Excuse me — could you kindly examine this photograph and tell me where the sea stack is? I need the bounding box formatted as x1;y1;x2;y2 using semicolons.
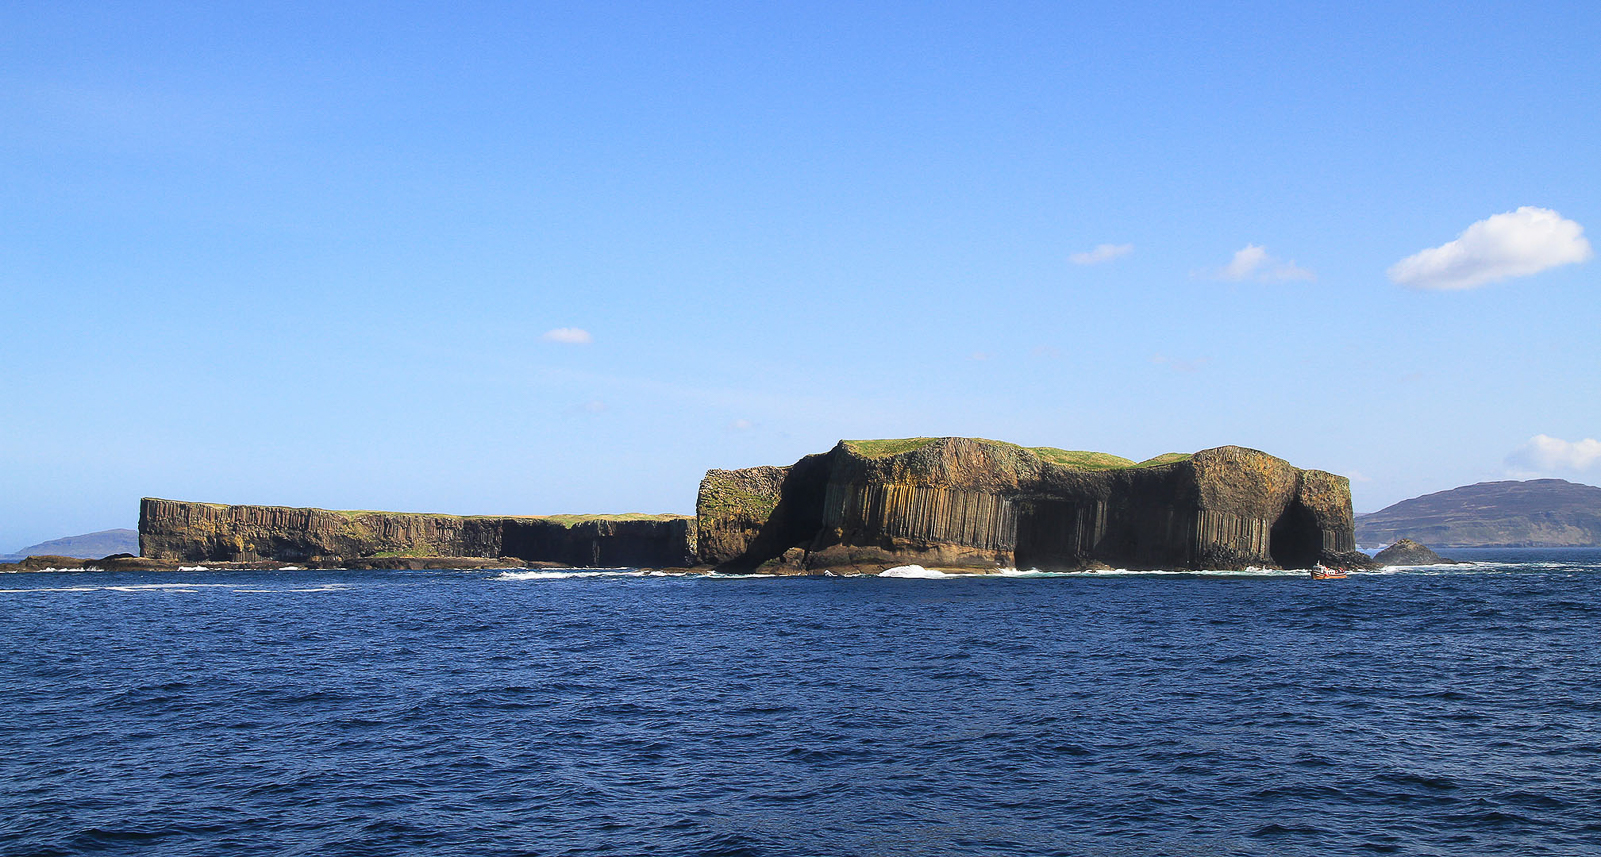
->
697;438;1374;573
1372;538;1455;566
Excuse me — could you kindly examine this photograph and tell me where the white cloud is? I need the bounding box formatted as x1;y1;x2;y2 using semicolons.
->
1389;207;1592;290
1070;243;1133;265
1208;244;1315;282
1506;434;1601;476
580;399;608;413
728;419;755;431
541;327;592;344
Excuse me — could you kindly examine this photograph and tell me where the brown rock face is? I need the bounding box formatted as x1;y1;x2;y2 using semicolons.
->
138;498;696;567
695;453;829;569
696;438;1372;572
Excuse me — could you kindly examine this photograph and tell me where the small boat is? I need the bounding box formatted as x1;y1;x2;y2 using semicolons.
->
1309;564;1348;580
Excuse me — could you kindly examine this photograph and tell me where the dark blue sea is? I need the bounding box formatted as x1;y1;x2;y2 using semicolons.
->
4;550;1600;856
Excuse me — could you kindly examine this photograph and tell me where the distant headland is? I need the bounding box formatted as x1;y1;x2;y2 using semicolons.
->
1357;478;1601;548
115;437;1374;574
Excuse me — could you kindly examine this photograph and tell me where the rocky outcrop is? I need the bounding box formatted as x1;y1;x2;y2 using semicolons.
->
1356;478;1601;547
1372;538;1456;566
139;498;696;567
696;438;1372;573
696;454;830;568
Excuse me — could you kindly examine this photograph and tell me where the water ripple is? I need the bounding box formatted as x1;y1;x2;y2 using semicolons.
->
2;554;1600;855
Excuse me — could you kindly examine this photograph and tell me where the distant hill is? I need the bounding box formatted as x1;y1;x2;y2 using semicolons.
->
1;528;138;562
1356;479;1601;548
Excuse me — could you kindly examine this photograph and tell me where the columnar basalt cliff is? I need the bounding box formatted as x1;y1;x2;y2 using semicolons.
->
139;498;696;567
139;437;1366;573
696;438;1372;573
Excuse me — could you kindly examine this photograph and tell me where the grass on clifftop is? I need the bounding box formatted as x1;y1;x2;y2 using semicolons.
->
537;513;686;528
324;509;684;525
149;500;689;525
1134;452;1193;467
844;438;1190;471
1027;447;1136;470
843;438;940;457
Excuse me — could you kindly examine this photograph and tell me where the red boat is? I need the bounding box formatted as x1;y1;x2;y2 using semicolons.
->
1309;565;1348;580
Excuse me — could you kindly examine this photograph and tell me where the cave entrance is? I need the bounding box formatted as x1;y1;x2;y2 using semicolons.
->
1269;502;1321;569
1014;499;1092;571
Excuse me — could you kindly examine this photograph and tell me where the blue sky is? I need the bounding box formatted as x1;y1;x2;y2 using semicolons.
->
3;2;1598;550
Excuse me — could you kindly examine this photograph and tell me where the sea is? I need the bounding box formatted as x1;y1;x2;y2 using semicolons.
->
3;549;1598;856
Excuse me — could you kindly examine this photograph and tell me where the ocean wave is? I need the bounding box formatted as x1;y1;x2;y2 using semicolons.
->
0;582;355;594
493;569;704;582
876;565;1320;579
878;565;956;578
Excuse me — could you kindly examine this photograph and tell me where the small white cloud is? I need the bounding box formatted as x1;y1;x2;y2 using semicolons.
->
541;327;592;344
1389;207;1592;290
1506;434;1601;476
728;419;755;431
970;351;991;361
1070;243;1133;265
1207;244;1315;282
1151;353;1209;372
580;399;608;413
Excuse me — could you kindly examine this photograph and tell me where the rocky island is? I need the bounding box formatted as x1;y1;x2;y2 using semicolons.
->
698;438;1372;573
0;437;1372;574
1372;538;1457;566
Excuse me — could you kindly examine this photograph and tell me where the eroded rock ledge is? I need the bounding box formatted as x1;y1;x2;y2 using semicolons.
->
697;438;1375;573
138;499;696;568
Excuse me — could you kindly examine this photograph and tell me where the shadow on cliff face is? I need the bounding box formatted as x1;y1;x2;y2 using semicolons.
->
1270;502;1323;569
713;453;832;572
501;519;695;568
1013;498;1098;571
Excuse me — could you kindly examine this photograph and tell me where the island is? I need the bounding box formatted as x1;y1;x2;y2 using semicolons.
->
124;437;1373;574
1356;478;1601;547
698;438;1372;573
1371;538;1457;566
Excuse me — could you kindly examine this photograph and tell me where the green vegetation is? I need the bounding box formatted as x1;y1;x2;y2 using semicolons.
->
843;437;1192;471
313;508;682;525
698;483;782;521
843;437;939;457
536;513;686;528
1026;447;1137;470
1134;452;1192;468
155;500;686;526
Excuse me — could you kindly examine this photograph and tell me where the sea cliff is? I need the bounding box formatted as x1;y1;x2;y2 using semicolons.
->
138;498;696;567
697;438;1371;573
137;437;1368;573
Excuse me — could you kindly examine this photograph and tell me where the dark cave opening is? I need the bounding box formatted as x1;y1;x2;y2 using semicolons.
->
1270;502;1322;569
